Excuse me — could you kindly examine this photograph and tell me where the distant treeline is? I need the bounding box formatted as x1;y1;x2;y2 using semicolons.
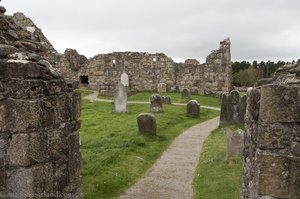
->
232;59;300;87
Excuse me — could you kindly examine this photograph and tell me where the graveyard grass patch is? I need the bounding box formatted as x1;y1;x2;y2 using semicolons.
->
80;96;219;199
193;127;243;199
97;91;221;107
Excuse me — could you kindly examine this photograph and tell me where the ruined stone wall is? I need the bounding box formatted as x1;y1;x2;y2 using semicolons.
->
242;64;300;199
0;6;82;197
57;40;232;96
11;10;232;96
176;38;232;95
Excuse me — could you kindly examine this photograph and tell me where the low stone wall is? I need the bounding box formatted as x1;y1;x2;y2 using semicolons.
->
242;84;300;199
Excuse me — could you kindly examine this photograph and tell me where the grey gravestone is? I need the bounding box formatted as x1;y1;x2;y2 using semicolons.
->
162;96;172;104
187;100;200;117
181;88;191;99
114;83;127;113
157;83;167;93
226;128;244;161
137;113;157;136
121;72;129;87
219;90;246;126
150;94;163;112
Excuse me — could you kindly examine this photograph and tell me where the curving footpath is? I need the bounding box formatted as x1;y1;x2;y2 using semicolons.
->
83;91;220;111
118;116;220;199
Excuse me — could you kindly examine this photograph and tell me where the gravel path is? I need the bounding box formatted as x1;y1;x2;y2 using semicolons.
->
118;116;220;199
83;91;220;111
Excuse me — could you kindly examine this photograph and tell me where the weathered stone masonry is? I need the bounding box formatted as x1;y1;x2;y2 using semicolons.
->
242;63;300;199
10;11;233;96
0;6;82;197
60;39;232;96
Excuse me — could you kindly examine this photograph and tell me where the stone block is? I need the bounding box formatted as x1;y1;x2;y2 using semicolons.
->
137;113;157;136
258;123;297;150
8;134;31;166
289;157;300;198
257;154;290;198
150;94;163;112
7;163;53;195
260;85;300;123
8;132;48;166
186;100;200;117
7;99;41;132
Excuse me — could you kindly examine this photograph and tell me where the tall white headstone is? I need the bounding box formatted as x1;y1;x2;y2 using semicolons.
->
121;72;129;87
114;83;128;113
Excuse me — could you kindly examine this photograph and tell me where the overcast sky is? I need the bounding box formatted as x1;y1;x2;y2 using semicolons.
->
3;0;300;62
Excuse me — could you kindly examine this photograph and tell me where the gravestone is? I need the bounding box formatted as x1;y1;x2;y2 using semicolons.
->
157;83;167;93
114;83;128;113
162;96;172;104
150;94;163;112
121;72;129;87
226;128;244;161
181;88;191;99
186;100;200;117
219;90;246;126
137;113;157;136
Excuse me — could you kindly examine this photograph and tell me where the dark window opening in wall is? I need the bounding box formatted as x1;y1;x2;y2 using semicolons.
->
80;76;89;84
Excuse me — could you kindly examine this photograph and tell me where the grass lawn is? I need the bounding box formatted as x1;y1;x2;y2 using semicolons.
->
193;126;243;199
97;91;221;107
79;93;219;199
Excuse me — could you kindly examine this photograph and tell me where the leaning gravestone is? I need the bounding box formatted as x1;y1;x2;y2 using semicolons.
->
157;83;167;93
114;83;128;113
186;100;200;117
137;113;157;136
226;128;244;161
121;72;129;87
181;88;191;99
150;94;163;112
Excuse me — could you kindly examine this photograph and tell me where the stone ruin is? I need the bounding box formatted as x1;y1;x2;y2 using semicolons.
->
0;6;82;197
219;90;246;127
242;63;300;199
8;11;233;96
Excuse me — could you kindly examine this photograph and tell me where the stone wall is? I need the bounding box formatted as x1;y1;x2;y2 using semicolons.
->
59;39;232;96
10;11;233;96
0;6;82;198
242;63;300;199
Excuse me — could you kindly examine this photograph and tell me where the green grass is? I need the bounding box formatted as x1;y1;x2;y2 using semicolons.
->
193;127;243;199
80;95;219;199
75;89;93;97
98;91;221;107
